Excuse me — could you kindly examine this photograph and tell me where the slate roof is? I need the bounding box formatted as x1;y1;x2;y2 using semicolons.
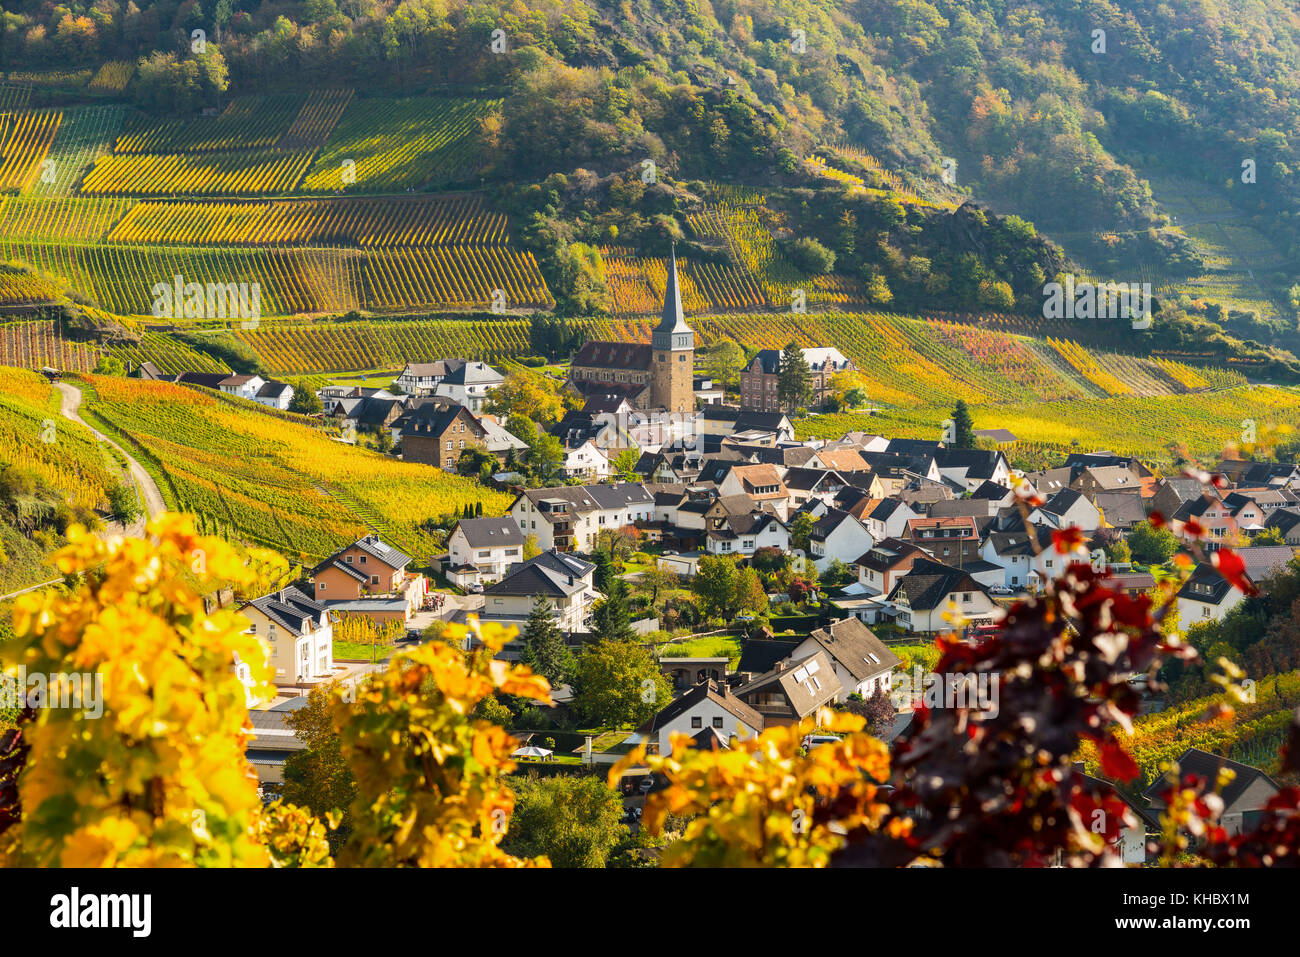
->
351;534;412;570
855;537;929;572
571;341;653;371
440;360;503;386
886;558;987;610
934;447;1004;480
733;649;842;718
485;549;596;598
738;639;801;675
803;617;900;682
1142;748;1280;811
454;517;525;549
634;679;764;736
243;585;331;638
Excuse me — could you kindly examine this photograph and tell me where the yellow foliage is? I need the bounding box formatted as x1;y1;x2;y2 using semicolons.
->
610;709;901;867
6;514;289;867
333;616;554;867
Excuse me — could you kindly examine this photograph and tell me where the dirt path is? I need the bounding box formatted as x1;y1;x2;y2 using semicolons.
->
54;381;166;535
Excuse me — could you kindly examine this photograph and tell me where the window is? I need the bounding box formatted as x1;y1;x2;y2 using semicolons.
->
345;555;353;563
712;717;724;729
371;576;380;585
360;556;366;564
690;717;702;729
318;582;326;591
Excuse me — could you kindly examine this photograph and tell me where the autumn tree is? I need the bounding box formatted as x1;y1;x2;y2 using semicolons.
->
573;640;671;728
501;775;628;867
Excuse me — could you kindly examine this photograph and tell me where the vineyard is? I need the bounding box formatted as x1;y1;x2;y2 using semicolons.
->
300;95;499;192
113;94;310;154
0;365;115;517
80;148;317;196
1078;671;1300;785
82;375;511;561
0;108;61;191
87;61;134;94
0;320;99;370
29;104;128;196
797;384;1300;463
233;316;609;374
106;194;509;247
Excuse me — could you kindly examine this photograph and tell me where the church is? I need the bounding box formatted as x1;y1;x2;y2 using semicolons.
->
567;246;696;413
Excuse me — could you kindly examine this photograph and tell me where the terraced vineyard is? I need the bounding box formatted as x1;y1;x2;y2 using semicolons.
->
107;194;509;247
300;95;500;192
113;94;308;154
0;195;133;241
0;108;61;191
80;148;317;196
0;320;100;370
798;385;1300;464
82;375;510;561
28;104;128;196
234;316;606;374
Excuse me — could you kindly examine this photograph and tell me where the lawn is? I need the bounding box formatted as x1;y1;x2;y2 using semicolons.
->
333;639;394;662
660;634;742;666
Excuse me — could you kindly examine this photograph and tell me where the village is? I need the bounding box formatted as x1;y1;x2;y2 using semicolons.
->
180;258;1297;864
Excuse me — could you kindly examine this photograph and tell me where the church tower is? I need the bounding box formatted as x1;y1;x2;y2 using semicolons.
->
650;245;695;413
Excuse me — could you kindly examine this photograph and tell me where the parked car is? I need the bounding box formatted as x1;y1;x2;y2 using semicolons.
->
637;776;655;794
801;734;842;751
467;582;484;594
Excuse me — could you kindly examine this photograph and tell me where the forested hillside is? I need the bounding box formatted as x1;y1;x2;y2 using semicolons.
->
2;0;1298;346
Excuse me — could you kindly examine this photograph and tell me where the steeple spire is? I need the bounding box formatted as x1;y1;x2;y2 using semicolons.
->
659;242;686;332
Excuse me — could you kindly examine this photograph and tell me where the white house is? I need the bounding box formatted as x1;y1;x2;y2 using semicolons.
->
433;360;505;413
395;359;464;396
809;507;874;572
885;558;998;633
860;497;919;541
446;517;527;587
625;679;764;756
509;483;654;552
1175;563;1249;625
793;617;901;702
253;380;294;410
562;439;612;480
238;586;334;688
478;549;600;634
935;448;1012;493
1029;488;1102;532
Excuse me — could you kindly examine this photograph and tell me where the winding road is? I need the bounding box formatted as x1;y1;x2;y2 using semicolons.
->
54;381;166;532
0;382;167;602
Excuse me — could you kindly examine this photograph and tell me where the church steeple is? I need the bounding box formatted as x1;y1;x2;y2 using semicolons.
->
651;244;693;351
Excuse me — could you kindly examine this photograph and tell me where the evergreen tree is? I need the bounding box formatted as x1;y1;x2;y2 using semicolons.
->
777;341;812;412
520;594;573;686
951;400;976;449
592;549;616;593
591;577;634;643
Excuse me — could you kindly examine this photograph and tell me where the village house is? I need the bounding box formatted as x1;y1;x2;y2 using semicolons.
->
792;617;901;701
238;586;334;688
395;359;466;396
809;507;875;572
172;371;295;410
934;448;1011;493
905;515;981;565
1029;488;1102;532
561;439;612;481
739;346;856;411
476;549;600;635
715;463;791;518
855;537;933;596
400;403;488;471
1143;749;1280;837
885;558;998;633
445;517;528;588
510;483;655;552
311;535;415;601
732;649;843;725
626;679;763;756
432;360;504;412
701;496;789;557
